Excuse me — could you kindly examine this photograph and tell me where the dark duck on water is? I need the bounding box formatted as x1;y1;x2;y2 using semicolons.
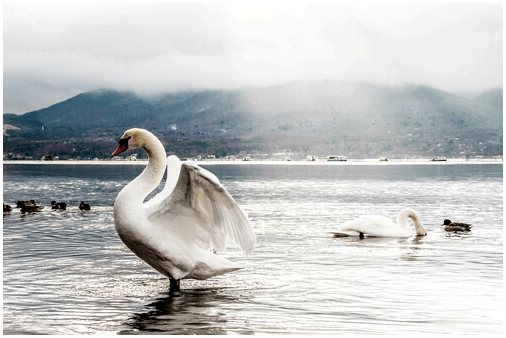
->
18;200;44;213
16;200;36;208
51;201;67;210
442;219;472;232
79;201;91;211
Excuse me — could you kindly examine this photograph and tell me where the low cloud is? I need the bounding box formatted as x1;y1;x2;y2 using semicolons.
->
3;1;502;113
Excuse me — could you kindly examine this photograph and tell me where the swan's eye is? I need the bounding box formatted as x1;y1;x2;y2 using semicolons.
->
118;136;131;147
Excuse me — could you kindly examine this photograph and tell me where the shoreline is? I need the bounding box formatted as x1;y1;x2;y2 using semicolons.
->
2;158;503;166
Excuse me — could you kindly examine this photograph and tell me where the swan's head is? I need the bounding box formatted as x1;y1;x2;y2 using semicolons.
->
111;128;149;157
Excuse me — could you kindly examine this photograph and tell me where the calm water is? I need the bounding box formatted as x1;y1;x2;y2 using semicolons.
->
2;162;503;334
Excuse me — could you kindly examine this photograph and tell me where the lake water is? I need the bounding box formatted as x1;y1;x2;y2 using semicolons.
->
2;162;503;334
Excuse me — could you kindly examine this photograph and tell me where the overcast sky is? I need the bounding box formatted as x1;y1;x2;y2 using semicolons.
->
3;0;503;114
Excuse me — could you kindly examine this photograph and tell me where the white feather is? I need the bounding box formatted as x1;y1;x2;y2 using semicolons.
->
113;129;256;281
335;208;427;238
146;155;256;255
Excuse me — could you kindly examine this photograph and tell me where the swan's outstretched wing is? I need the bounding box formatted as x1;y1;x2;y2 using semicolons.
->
145;155;256;255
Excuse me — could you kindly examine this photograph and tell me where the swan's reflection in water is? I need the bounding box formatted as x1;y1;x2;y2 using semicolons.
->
332;234;428;261
400;236;426;260
120;288;254;335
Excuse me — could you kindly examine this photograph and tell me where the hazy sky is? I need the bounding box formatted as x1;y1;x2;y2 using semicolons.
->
3;0;503;113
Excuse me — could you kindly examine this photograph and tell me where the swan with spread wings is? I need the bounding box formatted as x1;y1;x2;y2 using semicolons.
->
111;128;256;294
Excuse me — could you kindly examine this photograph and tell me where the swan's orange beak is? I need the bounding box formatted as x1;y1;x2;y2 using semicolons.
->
111;144;128;158
111;136;131;158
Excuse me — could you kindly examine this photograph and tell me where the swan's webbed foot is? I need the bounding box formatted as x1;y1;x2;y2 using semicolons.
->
169;278;181;297
359;232;365;239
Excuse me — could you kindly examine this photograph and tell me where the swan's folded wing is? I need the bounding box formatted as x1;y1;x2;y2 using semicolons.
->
145;155;256;255
338;215;400;237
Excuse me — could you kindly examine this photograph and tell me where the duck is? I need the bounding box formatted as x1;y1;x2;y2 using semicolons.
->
442;219;471;232
3;203;12;212
18;201;43;213
51;201;67;210
111;128;256;295
16;200;36;208
333;207;427;238
79;201;91;211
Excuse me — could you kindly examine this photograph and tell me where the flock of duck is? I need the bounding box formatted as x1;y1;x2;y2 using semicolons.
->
3;200;91;213
107;128;472;294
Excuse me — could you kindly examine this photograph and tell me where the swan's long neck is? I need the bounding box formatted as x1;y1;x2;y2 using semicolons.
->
116;132;167;207
397;208;427;236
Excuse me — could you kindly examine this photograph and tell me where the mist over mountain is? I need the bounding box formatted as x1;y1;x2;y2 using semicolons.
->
472;88;503;110
3;80;502;160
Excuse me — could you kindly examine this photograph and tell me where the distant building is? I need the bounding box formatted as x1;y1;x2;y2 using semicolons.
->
327;155;348;161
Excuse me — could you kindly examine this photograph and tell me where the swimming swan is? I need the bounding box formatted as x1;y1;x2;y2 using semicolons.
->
111;128;256;294
334;208;427;238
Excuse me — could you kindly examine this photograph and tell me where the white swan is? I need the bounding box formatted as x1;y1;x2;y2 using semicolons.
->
111;128;256;294
333;208;427;238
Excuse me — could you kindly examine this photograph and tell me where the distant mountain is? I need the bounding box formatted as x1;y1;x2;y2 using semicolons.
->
473;88;503;110
3;81;503;159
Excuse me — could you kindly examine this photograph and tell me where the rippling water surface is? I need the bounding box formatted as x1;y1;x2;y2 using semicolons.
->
2;162;503;334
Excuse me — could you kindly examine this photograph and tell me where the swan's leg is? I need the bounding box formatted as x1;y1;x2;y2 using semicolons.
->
359;232;365;239
169;278;181;296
